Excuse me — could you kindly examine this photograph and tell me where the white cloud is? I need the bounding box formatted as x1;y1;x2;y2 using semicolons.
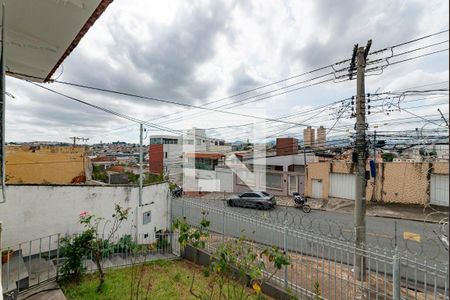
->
5;0;449;143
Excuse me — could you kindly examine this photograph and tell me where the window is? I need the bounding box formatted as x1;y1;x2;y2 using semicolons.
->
164;152;168;159
265;173;282;190
240;193;260;198
162;138;178;144
142;211;151;225
150;138;162;144
261;191;270;196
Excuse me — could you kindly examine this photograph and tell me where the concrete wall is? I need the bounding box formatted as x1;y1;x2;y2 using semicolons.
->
373;162;429;204
6;145;87;184
433;162;449;174
305;161;449;205
0;183;170;247
183;168;219;192
216;167;234;193
305;162;330;199
233;169;303;196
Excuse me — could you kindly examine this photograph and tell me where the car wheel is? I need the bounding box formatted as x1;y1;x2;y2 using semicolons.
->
255;204;264;210
228;200;234;207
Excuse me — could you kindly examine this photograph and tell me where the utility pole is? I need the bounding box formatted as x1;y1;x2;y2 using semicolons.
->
138;123;143;206
353;40;371;281
370;130;377;203
303;144;307;194
373;130;376;160
0;4;6;203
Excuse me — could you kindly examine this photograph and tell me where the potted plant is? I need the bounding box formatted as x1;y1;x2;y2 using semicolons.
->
2;249;13;263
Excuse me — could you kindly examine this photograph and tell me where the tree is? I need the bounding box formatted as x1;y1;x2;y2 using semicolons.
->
381;152;395;162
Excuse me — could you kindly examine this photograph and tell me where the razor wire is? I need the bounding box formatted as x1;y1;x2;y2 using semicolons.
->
177;196;449;262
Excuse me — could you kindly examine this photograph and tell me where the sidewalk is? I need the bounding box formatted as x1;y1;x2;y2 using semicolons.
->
195;192;449;223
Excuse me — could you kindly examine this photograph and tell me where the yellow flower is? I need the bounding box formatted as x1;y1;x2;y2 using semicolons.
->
252;282;261;294
216;266;221;273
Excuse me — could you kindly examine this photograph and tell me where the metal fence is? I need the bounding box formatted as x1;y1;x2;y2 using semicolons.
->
172;197;449;300
181;196;449;263
1;232;178;299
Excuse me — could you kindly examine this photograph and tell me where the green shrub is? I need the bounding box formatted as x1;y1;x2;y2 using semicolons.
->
113;234;138;252
59;230;95;280
156;234;170;251
381;152;395;162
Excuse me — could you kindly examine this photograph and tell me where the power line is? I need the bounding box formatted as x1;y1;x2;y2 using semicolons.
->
47;30;449;136
14;30;450;144
28;82;347;141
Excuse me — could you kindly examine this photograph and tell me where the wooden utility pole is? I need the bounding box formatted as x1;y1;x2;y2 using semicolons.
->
353;40;371;281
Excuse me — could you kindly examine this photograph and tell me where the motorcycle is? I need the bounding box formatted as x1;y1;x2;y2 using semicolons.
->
293;192;311;213
171;185;183;198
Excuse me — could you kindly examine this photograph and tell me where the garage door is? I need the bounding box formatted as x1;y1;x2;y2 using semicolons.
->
329;173;356;200
430;175;449;207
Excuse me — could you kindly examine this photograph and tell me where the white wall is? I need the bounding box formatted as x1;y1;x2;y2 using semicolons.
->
216;168;234;192
0;183;170;248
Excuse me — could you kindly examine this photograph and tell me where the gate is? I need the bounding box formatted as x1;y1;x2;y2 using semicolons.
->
430;174;449;207
311;179;322;199
329;173;356;200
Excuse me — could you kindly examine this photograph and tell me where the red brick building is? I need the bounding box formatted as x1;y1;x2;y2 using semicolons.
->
149;144;164;174
276;138;298;156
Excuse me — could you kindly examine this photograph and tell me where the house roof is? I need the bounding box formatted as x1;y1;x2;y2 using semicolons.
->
91;156;116;162
108;165;125;173
4;0;112;82
185;153;225;160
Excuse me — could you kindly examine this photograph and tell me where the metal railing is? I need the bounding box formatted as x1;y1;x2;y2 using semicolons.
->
1;232;178;298
181;195;449;263
172;197;449;300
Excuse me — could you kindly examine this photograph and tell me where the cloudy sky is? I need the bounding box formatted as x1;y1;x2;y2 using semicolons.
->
6;0;449;144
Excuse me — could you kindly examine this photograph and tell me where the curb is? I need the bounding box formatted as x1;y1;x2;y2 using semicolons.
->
368;213;445;224
197;198;446;224
277;204;445;223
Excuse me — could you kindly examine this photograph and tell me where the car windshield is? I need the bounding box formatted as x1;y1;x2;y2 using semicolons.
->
261;191;270;196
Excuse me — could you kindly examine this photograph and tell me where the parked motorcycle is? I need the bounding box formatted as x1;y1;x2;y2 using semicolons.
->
293;192;311;213
171;185;183;198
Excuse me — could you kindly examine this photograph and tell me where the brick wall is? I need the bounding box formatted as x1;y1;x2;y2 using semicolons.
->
276;138;298;156
149;144;163;174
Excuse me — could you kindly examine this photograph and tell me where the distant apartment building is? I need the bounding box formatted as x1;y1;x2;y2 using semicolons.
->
316;126;326;149
148;135;183;183
183;128;229;152
303;126;315;148
6;145;89;184
148;128;232;185
303;126;326;149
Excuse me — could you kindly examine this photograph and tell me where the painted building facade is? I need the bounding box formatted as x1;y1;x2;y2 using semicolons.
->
6;145;89;184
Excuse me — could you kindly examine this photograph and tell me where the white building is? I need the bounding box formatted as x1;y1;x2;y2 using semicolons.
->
148;128;231;185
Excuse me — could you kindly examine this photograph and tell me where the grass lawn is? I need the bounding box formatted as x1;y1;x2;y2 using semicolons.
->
61;259;269;300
